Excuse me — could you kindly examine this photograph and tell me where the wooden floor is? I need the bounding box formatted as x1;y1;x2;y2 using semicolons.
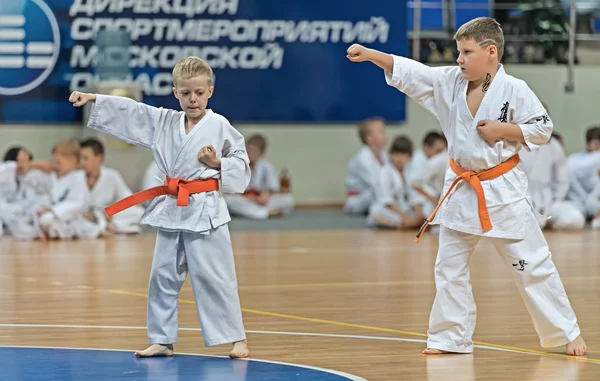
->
1;227;600;380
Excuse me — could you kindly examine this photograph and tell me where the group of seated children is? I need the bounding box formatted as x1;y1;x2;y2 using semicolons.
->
0;138;143;240
344;116;600;232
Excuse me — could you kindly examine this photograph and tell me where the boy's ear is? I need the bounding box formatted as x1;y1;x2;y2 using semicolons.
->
172;87;178;99
488;44;498;57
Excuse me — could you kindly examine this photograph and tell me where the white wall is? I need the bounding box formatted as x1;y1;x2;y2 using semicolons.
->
2;64;599;205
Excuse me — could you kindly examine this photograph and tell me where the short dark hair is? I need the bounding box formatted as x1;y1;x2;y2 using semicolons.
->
423;131;447;147
3;146;32;162
585;126;600;143
390;136;413;155
551;132;563;144
80;138;105;156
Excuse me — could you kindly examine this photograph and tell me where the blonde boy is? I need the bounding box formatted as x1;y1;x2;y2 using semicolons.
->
347;17;586;356
69;57;250;358
344;117;389;214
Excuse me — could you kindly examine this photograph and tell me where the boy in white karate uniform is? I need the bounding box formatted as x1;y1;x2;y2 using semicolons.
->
347;16;586;355
0;147;35;237
69;56;250;358
406;132;449;214
225;134;294;219
405;131;447;182
79;138;144;235
344;117;389;214
367;136;425;229
566;126;600;218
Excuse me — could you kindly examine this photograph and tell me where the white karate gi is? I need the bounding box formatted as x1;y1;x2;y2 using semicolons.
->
586;178;600;228
87;94;249;347
0;162;18;237
408;150;450;215
520;137;585;230
344;146;389;214
384;55;580;353
0;163;53;238
367;163;419;228
566;150;600;217
87;166;145;235
225;158;294;220
8;170;91;241
142;161;165;190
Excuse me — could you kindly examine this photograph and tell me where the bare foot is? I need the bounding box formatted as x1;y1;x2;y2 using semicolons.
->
230;339;249;358
422;348;452;355
134;344;174;357
566;335;587;356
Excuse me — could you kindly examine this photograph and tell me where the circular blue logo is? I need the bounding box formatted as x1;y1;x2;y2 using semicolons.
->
0;0;60;96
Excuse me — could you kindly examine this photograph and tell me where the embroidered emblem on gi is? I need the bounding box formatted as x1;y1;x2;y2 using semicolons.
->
498;102;509;123
512;260;528;271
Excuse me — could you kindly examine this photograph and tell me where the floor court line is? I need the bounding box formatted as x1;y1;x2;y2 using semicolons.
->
107;289;598;364
0;323;596;364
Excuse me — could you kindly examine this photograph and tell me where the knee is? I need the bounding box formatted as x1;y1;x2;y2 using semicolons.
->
38;212;55;229
345;199;368;215
552;214;586;231
149;267;185;294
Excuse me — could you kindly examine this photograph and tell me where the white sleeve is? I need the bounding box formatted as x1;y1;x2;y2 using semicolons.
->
512;85;552;151
384;55;457;122
550;140;570;201
586;179;600;215
373;168;394;206
409;153;448;193
0;162;16;185
219;124;251;194
87;94;176;148
263;161;280;193
51;177;89;221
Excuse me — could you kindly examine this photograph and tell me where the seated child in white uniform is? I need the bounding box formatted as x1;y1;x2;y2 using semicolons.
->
225;134;294;219
79;138;144;235
368;136;425;229
344;117;389;214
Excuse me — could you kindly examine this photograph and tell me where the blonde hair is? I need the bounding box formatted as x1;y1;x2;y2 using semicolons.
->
454;17;504;61
246;134;268;154
52;139;81;161
172;56;213;87
357;117;385;145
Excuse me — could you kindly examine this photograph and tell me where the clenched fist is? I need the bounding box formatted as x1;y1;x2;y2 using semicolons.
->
346;44;372;62
476;120;504;143
198;145;220;168
69;91;96;107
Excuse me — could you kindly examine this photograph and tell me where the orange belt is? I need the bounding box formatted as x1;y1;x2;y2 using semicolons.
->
415;154;520;243
105;177;219;217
